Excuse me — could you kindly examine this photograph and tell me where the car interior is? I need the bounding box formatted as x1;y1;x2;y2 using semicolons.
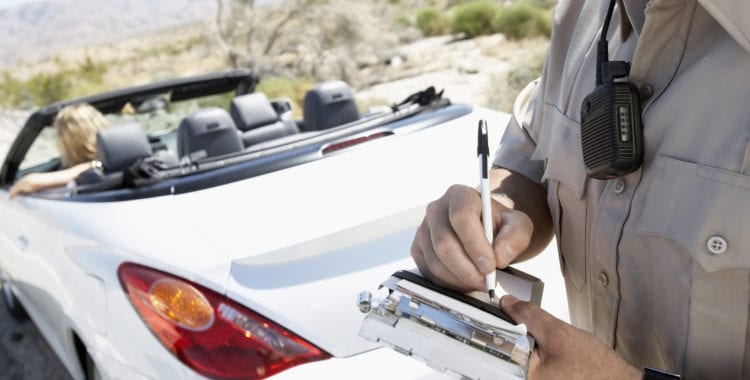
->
1;71;460;201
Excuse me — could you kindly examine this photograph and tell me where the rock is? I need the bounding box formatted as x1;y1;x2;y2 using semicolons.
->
356;53;380;69
458;60;480;74
475;33;507;50
387;55;404;68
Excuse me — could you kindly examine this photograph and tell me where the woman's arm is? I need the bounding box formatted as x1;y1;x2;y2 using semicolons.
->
9;162;91;199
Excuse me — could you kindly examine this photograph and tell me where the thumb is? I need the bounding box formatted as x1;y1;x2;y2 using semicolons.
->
500;295;556;344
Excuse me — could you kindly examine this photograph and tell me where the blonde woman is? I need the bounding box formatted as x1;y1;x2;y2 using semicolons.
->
9;103;109;199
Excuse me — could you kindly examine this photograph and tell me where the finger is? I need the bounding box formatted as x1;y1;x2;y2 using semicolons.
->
528;350;542;380
500;295;559;344
411;218;476;291
410;219;430;269
446;185;495;276
428;217;485;289
423;197;485;290
8;186;19;200
493;208;533;268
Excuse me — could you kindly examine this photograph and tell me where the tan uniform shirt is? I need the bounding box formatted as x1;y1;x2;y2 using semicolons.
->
494;1;750;378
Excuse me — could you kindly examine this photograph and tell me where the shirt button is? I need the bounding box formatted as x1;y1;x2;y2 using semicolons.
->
598;271;609;287
707;236;727;255
639;83;654;100
613;179;626;194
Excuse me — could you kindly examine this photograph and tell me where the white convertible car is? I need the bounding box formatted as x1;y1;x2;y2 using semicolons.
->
0;70;516;379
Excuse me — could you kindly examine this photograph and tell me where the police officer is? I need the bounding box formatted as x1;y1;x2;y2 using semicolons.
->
411;1;750;378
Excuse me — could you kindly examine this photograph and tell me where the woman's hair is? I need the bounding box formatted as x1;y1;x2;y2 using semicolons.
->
54;103;109;167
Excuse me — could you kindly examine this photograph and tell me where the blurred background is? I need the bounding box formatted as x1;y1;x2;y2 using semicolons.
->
0;0;554;378
0;0;553;156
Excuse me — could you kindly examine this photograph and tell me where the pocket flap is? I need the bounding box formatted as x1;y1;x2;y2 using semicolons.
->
531;104;588;199
636;155;750;272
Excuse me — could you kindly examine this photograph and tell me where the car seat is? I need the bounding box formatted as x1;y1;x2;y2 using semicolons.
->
96;122;153;173
177;108;244;161
73;122;153;192
230;93;299;148
303;81;360;131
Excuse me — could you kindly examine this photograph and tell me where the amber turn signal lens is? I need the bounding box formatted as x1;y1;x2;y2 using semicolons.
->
149;278;214;331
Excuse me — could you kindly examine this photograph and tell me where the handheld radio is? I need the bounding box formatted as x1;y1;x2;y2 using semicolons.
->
580;0;643;179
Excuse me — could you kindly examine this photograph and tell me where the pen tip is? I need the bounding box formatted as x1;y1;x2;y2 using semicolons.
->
488;289;496;302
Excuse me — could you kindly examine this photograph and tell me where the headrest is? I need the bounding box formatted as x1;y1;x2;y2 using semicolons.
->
177;108;243;159
96;122;152;172
230;93;279;132
303;81;360;131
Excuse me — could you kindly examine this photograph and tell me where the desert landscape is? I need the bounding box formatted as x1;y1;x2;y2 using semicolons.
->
0;32;547;161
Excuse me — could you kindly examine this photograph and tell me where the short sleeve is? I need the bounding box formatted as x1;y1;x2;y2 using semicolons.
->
493;79;544;185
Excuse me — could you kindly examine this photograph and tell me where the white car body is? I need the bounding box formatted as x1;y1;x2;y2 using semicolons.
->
0;72;568;379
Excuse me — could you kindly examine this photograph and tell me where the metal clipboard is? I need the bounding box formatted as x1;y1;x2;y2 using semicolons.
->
357;268;543;380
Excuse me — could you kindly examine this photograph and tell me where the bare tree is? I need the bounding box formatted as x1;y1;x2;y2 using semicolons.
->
214;0;252;67
213;0;319;71
213;0;402;87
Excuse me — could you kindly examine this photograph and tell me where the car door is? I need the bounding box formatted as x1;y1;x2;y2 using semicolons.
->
0;126;78;373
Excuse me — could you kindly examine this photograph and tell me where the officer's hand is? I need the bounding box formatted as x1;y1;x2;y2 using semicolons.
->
410;184;533;292
500;295;642;380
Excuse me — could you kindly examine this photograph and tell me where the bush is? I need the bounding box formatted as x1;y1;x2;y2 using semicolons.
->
0;73;26;108
506;52;545;90
26;72;72;106
0;54;115;109
445;0;477;7
416;7;450;36
523;0;556;9
450;1;499;38
392;13;412;28
485;47;547;112
492;2;552;40
78;55;107;85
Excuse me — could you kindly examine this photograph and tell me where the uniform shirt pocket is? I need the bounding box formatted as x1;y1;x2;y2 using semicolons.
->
533;104;589;200
636;155;750;271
